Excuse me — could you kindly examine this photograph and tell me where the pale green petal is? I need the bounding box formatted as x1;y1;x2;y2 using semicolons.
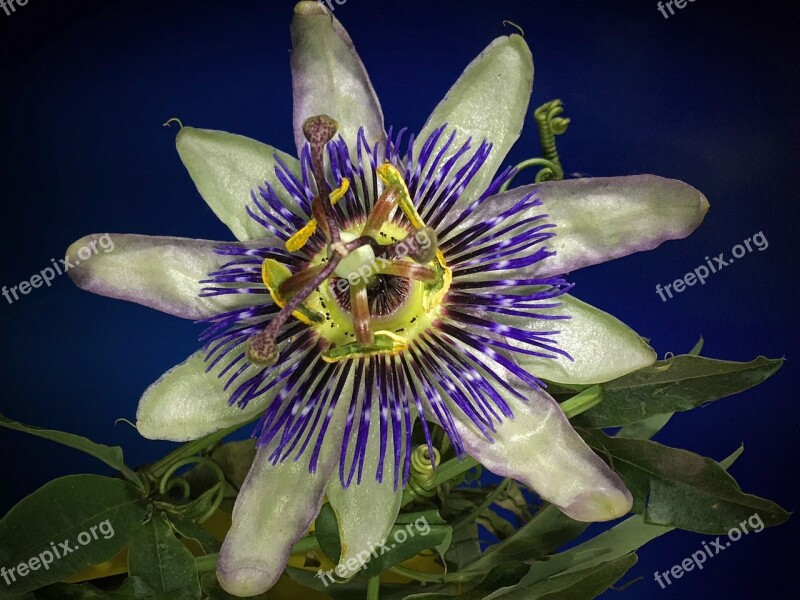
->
136;350;287;442
496;294;656;385
291;1;385;160
176;127;302;241
217;383;352;597
415;34;532;208
450;386;632;522
443;177;708;279
67;234;267;320
325;400;412;578
416;352;632;522
537;176;710;277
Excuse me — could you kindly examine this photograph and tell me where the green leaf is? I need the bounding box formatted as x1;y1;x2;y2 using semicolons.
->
0;412;140;488
444;523;482;571
34;582;116;599
525;516;669;585
34;576;205;600
615;413;673;440
519;445;745;588
0;475;147;598
487;553;637;600
127;512;201;599
580;429;790;533
573;355;783;428
167;516;221;554
402;562;530;599
284;566;326;591
315;503;342;564
613;340;703;439
359;514;452;579
116;577;172;599
394;511;453;559
476;510;516;541
441;487;519;540
464;504;588;575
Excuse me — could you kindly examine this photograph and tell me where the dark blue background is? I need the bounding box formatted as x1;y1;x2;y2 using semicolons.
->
1;0;796;598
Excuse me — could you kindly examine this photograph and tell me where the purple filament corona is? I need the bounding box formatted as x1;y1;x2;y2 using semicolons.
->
195;124;573;489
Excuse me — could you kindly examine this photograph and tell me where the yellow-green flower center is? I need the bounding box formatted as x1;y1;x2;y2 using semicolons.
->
256;164;451;364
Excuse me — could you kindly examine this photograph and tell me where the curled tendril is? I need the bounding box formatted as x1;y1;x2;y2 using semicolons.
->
501;99;571;192
533;99;570;182
502;20;525;36
406;445;441;501
163;117;184;129
157;456;227;523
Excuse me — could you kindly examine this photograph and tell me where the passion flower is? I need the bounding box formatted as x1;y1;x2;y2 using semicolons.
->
66;2;708;596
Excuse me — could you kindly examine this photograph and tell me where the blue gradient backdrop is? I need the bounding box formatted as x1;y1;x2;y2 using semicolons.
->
1;1;797;598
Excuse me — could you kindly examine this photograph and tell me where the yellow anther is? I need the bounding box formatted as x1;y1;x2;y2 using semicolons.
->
285;178;351;252
285;220;317;253
376;163;426;230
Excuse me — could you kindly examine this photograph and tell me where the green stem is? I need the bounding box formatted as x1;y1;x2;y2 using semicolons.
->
195;554;218;575
389;565;446;583
559;384;603;417
499;158;561;193
452;478;511;532
367;575;381;600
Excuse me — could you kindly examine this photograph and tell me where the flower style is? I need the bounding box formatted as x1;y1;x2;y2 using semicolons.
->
66;2;709;596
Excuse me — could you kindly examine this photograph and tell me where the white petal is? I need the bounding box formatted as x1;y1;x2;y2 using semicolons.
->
442;176;709;278
67;234;268;320
217;380;353;596
176;127;303;242
416;35;532;212
413;348;631;522
136;350;273;441
452;387;633;522
325;401;412;578
481;294;656;385
290;1;385;160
